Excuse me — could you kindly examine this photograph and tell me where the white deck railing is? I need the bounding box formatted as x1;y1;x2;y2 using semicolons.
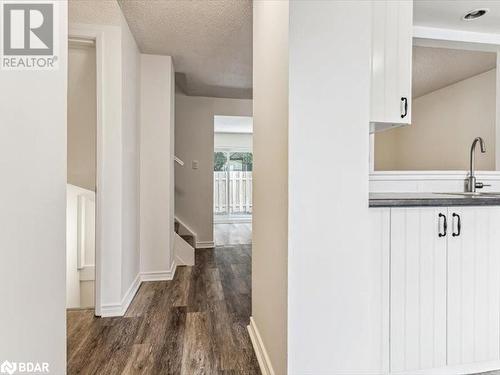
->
214;171;253;214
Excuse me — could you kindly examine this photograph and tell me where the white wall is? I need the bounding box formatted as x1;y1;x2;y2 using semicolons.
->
66;184;95;309
289;1;382;373
68;44;97;191
70;0;141;315
80;191;96;308
252;1;288;374
121;13;141;302
175;94;252;245
370;170;500;193
140;55;175;276
0;0;67;372
375;69;496;171
214;132;252;150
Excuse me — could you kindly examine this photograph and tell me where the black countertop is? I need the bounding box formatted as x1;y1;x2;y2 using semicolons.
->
369;192;500;208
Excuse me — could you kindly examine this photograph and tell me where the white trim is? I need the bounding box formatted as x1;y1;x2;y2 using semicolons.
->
68;37;95;47
497;49;500;170
100;304;122;317
370;170;500;181
76;195;85;270
370;171;500;193
215;130;253;135
120;273;141;316
100;260;179;317
247;317;275;375
390;360;500;375
140;260;178;282
69;24;104;317
413;26;500;49
79;265;95;281
100;273;141;317
196;241;215;249
214;215;252;224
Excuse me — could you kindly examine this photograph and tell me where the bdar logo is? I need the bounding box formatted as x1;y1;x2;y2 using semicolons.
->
0;360;17;375
3;3;53;55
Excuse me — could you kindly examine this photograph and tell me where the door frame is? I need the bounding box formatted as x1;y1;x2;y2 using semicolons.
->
213;146;253;223
68;26;104;316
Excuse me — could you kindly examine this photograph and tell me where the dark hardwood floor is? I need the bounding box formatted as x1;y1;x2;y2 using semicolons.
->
67;245;260;374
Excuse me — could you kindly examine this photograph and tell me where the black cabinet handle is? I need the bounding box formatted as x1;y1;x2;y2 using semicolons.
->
452;213;461;237
439;213;447;237
401;97;408;118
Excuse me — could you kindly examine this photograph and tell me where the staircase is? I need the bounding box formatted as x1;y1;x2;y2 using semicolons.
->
173;217;195;266
173;158;195;265
176;221;195;247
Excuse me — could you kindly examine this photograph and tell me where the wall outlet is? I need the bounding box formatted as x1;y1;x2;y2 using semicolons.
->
192;160;199;169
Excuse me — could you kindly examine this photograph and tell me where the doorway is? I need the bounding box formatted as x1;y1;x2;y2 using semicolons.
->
213;116;253;246
66;38;97;311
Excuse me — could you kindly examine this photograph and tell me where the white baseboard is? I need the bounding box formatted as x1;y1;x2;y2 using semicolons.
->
100;273;141;317
196;240;215;249
391;360;500;375
79;265;95;281
99;261;179;317
140;260;177;282
247;316;275;375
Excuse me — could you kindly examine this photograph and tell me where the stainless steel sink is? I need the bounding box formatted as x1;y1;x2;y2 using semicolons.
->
435;192;500;197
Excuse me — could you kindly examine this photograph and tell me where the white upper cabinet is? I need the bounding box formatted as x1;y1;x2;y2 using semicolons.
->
370;0;413;133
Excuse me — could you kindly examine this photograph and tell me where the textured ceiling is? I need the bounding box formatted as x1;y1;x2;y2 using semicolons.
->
118;0;252;99
413;46;496;98
414;0;500;33
69;0;123;26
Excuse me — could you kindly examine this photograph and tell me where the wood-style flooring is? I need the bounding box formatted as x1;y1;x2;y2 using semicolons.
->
67;245;260;375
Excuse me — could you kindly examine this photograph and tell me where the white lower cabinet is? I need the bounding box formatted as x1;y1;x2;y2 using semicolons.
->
447;207;500;366
390;208;447;373
390;207;500;374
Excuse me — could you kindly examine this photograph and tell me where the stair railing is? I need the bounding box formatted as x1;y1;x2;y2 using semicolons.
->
174;156;184;166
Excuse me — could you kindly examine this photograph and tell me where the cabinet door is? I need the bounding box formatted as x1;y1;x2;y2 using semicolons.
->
370;0;412;127
447;207;500;366
390;208;447;373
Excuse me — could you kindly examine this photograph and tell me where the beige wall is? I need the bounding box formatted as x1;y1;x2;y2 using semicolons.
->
252;1;288;374
175;94;252;244
68;45;96;191
375;69;496;171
